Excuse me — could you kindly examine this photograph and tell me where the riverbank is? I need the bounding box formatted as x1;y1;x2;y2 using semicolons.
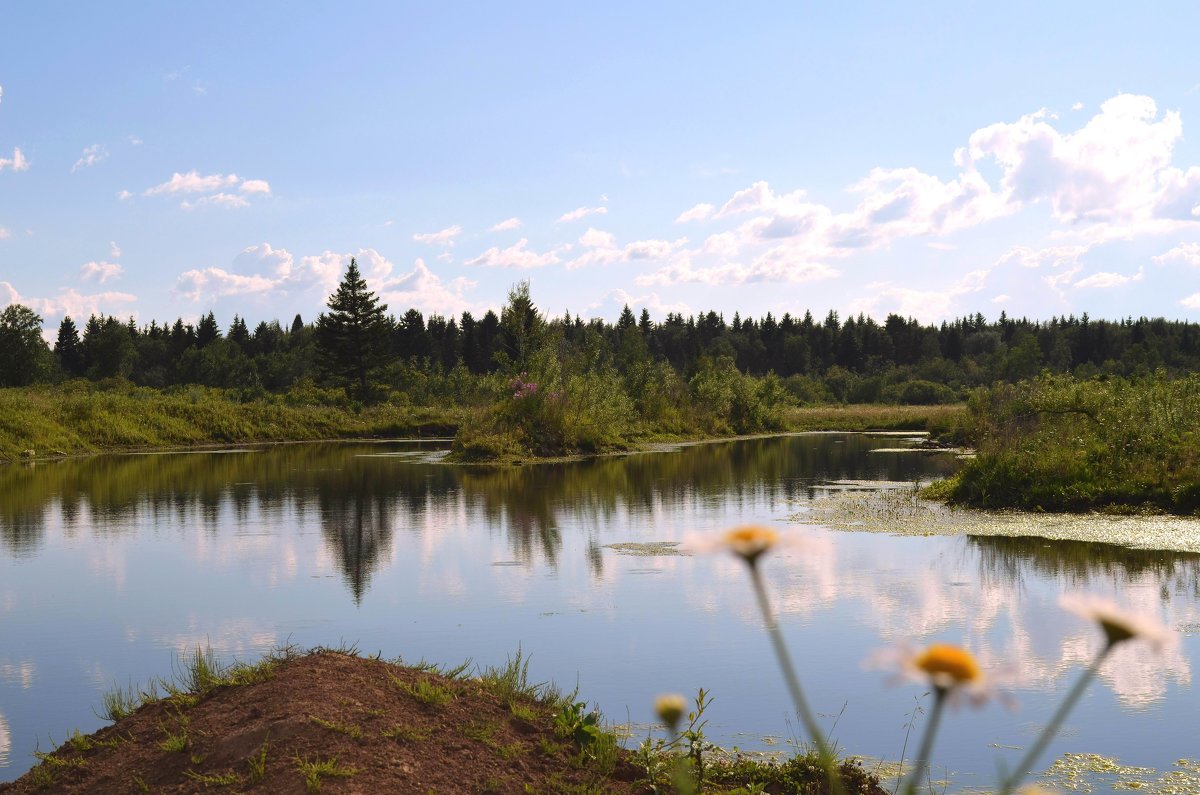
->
0;383;457;462
0;381;963;464
0;647;885;794
924;373;1200;514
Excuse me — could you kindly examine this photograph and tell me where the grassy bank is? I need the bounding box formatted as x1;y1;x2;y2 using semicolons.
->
0;381;457;462
0;380;963;464
1;646;886;794
925;373;1200;513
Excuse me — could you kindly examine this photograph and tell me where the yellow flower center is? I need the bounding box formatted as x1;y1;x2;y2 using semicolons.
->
723;525;779;563
914;644;981;685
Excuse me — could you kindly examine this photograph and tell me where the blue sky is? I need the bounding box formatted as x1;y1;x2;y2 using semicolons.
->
3;2;1200;333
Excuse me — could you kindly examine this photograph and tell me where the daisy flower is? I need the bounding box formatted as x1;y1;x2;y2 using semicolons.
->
1059;593;1178;651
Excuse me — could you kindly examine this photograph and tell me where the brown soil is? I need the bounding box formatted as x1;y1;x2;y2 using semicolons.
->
0;651;887;794
0;651;644;794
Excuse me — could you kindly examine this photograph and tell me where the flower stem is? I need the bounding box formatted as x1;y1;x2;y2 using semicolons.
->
747;564;844;794
901;686;946;795
997;644;1113;794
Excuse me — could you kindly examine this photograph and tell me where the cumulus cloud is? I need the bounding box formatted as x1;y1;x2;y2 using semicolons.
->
110;241;122;258
174;268;276;301
117;189;132;201
144;171;270;209
378;258;478;317
1073;266;1145;289
675;203;715;223
1182;293;1200;308
234;242;294;278
557;205;608;223
1;282;137;322
0;227;9;240
646;94;1200;291
566;228;688;271
847;267;994;324
80;261;124;283
463;239;568;269
1153;242;1200;267
181;193;249;210
145;171;239;195
0;148;29;172
412;225;463;246
71;144;107;172
489;217;522;232
239;179;271;194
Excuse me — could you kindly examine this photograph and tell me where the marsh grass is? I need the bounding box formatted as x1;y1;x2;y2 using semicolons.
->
0;381;455;461
932;373;1200;512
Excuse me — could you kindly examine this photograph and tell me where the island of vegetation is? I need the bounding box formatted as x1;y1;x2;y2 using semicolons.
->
0;646;885;794
3;260;1199;514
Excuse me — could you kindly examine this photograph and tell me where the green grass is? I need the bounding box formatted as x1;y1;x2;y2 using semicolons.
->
927;373;1200;513
0;381;457;461
309;715;364;740
246;738;270;785
294;754;357;792
392;675;458;707
381;724;432;742
182;768;242;786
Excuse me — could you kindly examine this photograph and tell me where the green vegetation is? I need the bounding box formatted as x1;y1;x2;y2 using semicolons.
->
11;259;1199;462
928;372;1200;512
0;380;454;460
294;754;358;792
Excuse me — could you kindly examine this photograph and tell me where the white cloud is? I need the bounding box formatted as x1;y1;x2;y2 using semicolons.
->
412;225;463;246
144;171;269;209
174;268;276;301
71;144;108;172
926;241;957;251
145;171;239;195
1073;266;1145;289
1;282;138;322
0;85;4;104
490;217;522;232
675;203;715;223
0;148;29;172
181;192;248;210
1181;293;1200;309
1153;242;1200;267
646;94;1200;291
565;228;688;271
0;227;9;240
378;258;478;317
239;179;271;194
1072;102;1084;111
117;189;132;201
992;294;1011;304
557;205;608;223
110;241;122;258
80;261;124;283
128;135;143;146
579;228;616;249
234;243;294;279
463;238;567;269
848;267;993;324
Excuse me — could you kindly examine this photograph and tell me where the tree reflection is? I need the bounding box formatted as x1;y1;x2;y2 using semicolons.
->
0;435;954;600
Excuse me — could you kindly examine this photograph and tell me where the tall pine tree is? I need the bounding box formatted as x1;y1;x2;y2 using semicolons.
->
315;258;391;399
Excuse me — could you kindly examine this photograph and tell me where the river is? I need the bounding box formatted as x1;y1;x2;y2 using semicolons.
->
1;434;1196;791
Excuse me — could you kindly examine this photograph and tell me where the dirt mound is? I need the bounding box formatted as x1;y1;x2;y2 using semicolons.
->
0;650;886;794
0;651;645;794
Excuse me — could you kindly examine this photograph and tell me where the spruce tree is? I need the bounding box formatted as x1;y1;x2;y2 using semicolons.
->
315;258;390;399
54;316;85;376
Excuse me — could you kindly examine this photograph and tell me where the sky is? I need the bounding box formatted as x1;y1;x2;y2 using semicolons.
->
3;2;1200;334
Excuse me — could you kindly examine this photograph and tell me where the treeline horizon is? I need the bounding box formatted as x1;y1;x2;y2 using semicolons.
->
3;286;1200;401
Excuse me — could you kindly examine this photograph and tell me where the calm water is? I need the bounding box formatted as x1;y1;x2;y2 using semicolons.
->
1;435;1197;791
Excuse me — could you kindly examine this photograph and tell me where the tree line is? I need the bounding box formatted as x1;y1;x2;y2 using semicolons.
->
3;261;1200;403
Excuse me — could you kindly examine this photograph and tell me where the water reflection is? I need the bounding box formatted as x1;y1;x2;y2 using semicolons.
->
0;436;951;600
2;435;1198;787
